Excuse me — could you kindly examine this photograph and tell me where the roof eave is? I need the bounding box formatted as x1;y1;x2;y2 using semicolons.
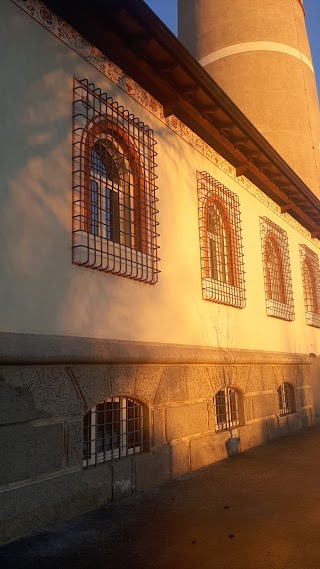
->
43;0;320;236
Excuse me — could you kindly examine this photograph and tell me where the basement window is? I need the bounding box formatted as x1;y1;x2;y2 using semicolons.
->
83;396;149;467
277;383;296;416
214;387;243;432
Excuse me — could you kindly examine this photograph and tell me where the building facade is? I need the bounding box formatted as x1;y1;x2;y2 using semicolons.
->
0;0;320;544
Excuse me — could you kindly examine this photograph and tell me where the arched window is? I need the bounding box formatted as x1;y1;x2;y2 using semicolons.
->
84;119;147;251
299;245;320;327
198;172;246;308
214;387;243;432
260;218;294;321
303;260;318;314
90;139;120;242
277;383;296;416
264;233;286;303
72;78;159;284
207;201;234;285
83;396;149;468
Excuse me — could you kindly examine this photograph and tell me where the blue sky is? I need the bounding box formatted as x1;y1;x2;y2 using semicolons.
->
145;0;320;94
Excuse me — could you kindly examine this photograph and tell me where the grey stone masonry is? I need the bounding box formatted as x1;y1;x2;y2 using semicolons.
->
0;344;316;544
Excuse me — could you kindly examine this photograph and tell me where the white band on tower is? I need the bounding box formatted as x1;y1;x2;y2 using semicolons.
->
199;41;314;74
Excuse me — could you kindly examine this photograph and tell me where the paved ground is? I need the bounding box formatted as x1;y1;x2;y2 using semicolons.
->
2;425;320;569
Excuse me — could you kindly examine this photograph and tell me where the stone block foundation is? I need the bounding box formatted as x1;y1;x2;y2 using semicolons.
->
0;344;316;544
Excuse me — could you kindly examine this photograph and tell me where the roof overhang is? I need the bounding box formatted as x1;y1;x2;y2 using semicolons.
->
44;0;320;237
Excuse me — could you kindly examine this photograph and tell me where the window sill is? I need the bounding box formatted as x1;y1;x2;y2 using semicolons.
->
266;299;294;321
83;445;142;468
277;411;297;418
305;311;320;328
202;277;245;308
214;423;244;435
73;230;158;283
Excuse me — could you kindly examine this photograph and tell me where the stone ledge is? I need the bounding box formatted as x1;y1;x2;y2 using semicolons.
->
0;332;316;366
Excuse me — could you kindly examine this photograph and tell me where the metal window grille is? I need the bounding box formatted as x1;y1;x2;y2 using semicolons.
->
277;383;296;416
83;396;149;467
73;78;160;284
214;387;243;433
260;217;294;321
299;245;320;328
197;172;246;308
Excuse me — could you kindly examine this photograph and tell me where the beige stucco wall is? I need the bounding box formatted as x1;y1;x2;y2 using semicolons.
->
1;0;320;356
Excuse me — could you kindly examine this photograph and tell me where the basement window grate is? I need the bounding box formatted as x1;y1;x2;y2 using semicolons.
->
214;387;243;432
277;383;296;416
83;396;149;467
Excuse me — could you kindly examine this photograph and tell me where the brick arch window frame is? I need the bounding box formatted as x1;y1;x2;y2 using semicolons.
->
198;172;246;308
277;382;296;416
72;78;159;284
299;245;320;328
264;231;286;304
80;118;147;253
83;395;150;468
260;217;294;321
214;386;244;433
204;194;237;286
303;259;318;312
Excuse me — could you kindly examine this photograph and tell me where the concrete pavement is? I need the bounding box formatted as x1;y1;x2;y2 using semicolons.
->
2;425;320;569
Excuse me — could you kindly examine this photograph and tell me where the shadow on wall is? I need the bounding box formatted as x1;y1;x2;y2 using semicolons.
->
0;2;206;345
225;432;240;456
0;3;180;337
1;2;309;351
0;11;77;336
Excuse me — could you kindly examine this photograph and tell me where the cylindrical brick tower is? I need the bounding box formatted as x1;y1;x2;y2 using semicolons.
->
178;0;320;198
